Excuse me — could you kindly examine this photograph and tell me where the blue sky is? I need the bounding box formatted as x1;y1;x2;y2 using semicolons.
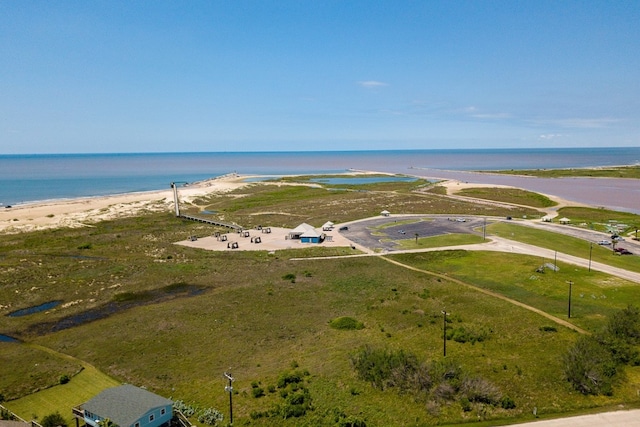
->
1;1;639;154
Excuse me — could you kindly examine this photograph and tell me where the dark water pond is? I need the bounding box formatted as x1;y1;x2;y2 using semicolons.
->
27;284;207;335
0;333;19;342
8;300;62;317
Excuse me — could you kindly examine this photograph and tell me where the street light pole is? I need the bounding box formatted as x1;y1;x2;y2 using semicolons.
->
588;243;593;272
567;281;573;319
442;310;447;357
224;372;234;425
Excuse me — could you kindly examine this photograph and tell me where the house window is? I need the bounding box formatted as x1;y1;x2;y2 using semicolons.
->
161;408;166;416
149;414;155;422
135;423;140;427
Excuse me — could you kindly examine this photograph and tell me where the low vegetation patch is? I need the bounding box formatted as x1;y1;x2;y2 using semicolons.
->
486;166;640;179
564;305;640;395
350;346;511;416
329;316;365;330
457;187;557;208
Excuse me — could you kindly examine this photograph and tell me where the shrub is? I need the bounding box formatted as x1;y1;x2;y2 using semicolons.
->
277;370;303;388
447;326;490;344
501;396;517;409
460;397;472;412
252;387;265;398
330;316;364;330
350;346;421;390
197;408;224;425
539;325;557;332
563;335;617;395
460;376;502;404
41;412;68;427
282;273;296;283
59;374;70;384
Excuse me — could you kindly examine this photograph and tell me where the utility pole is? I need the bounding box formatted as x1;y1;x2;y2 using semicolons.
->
567;281;573;319
588;243;593;272
442;310;448;357
483;217;486;241
224;372;234;425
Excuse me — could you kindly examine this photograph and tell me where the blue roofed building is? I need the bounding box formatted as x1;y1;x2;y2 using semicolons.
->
73;384;172;427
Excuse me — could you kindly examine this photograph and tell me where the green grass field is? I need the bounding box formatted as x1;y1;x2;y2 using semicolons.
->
488;222;640;274
1;179;639;426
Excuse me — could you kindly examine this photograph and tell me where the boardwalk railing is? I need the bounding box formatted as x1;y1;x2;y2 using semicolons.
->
179;215;241;230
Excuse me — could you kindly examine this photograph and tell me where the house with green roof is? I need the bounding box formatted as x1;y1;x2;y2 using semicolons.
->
73;384;172;427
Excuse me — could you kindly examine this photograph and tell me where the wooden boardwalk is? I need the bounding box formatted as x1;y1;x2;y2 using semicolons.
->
179;214;241;230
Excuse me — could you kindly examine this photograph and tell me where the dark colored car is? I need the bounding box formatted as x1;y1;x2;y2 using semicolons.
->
339;226;349;231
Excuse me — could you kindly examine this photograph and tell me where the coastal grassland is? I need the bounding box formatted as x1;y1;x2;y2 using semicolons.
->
277;174;432;192
487;222;640;274
484;165;640;179
183;180;542;229
455;187;557;208
0;187;636;425
8;251;635;426
388;250;640;333
554;207;640;235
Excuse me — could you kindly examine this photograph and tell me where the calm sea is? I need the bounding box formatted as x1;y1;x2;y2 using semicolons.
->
1;147;639;206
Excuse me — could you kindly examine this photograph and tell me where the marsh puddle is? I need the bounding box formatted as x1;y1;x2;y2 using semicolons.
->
0;333;19;343
27;284;206;335
8;300;62;317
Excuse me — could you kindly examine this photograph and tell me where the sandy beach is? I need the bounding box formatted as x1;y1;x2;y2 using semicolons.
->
0;174;250;233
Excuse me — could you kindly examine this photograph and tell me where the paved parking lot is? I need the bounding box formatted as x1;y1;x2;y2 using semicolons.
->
339;215;487;252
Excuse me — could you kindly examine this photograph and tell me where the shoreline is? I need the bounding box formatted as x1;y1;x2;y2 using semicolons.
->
0;174;252;233
0;170;637;234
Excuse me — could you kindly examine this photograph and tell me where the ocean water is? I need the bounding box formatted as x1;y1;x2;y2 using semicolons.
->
1;147;639;206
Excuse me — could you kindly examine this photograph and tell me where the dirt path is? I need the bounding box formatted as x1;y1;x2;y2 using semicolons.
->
380;255;588;334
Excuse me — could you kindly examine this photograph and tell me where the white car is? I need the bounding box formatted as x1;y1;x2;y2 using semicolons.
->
598;240;611;245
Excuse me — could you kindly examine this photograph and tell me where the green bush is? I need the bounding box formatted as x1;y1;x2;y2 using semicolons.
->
41;412;68;427
501;395;517;409
252;387;265;398
59;374;70;384
277;370;303;388
282;273;296;283
564;335;617;395
329;316;365;330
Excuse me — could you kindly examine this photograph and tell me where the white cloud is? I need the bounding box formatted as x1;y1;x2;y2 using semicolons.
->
539;133;564;140
357;80;388;88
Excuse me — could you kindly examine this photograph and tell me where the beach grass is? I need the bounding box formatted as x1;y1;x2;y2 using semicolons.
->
456;187;557;208
181;180;543;229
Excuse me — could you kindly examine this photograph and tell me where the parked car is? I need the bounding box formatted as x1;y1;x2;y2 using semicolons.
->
339;226;349;231
614;247;633;255
597;240;611;245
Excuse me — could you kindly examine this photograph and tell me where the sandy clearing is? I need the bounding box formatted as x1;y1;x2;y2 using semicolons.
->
175;226;356;252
